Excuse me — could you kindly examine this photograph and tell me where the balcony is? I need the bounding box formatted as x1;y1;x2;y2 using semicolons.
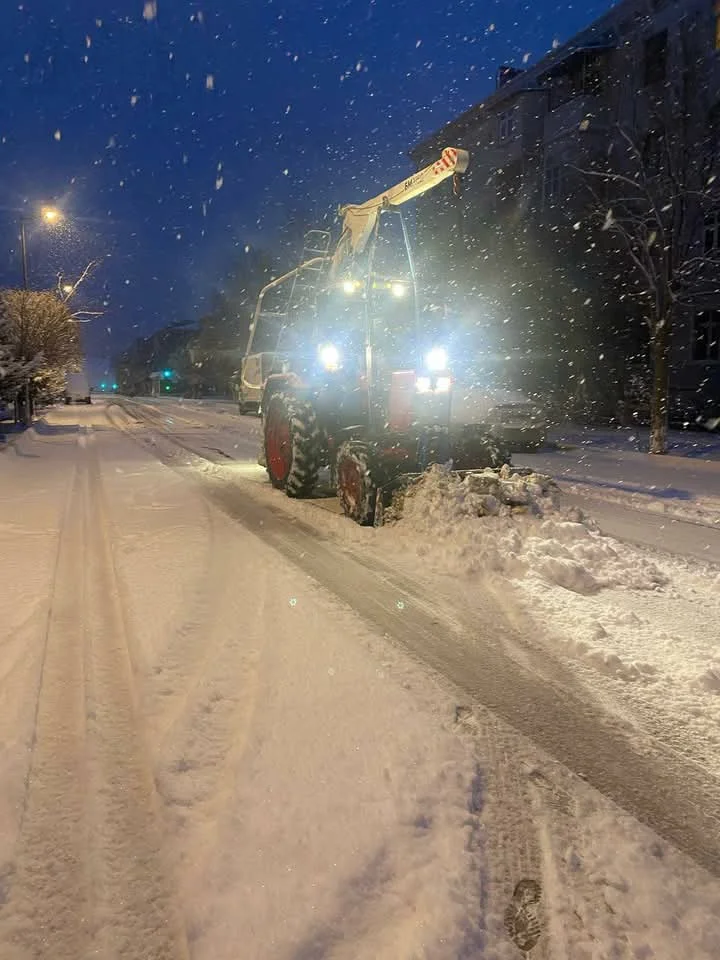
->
544;95;610;143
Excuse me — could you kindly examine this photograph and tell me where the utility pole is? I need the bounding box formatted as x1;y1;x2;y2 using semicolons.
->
20;219;29;291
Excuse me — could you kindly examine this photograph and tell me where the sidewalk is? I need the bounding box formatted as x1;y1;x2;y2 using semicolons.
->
517;425;720;510
549;423;720;460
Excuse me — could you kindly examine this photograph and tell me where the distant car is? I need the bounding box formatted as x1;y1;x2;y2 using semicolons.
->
450;382;547;451
64;372;91;405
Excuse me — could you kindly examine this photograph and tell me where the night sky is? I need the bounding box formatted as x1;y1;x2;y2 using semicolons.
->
0;0;613;374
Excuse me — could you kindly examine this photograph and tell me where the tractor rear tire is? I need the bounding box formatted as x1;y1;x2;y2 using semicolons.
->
263;391;321;497
337;441;377;525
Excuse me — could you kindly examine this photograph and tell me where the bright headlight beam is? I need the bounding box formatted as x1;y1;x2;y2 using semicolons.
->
318;343;341;370
390;282;407;298
425;347;448;372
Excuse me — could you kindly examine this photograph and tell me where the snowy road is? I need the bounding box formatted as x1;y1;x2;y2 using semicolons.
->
0;401;719;958
121;395;720;564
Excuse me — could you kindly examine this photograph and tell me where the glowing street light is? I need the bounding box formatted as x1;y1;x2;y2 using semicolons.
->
40;206;63;225
62;283;74;295
20;205;65;290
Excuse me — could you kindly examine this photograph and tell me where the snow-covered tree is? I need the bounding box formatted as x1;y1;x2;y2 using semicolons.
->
0;289;83;420
580;16;720;453
0;317;37;402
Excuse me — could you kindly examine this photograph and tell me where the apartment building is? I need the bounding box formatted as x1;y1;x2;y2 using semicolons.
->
411;0;720;419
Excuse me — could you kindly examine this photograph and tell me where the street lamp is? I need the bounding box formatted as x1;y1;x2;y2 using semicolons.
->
40;206;62;225
20;206;64;290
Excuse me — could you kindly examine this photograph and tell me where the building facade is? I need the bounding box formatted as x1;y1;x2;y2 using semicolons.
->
411;0;720;422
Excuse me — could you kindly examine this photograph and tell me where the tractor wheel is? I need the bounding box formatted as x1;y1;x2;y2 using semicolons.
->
337;442;377;525
263;391;321;497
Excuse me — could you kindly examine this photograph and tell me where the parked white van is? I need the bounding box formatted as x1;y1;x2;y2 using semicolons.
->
64;372;91;405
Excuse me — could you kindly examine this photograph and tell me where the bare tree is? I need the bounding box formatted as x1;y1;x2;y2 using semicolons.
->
57;259;105;321
579;16;720;452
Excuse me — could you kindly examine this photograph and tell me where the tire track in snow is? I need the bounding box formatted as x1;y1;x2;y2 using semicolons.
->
108;404;720;879
0;433;188;959
84;437;189;959
147;502;266;875
0;463;90;960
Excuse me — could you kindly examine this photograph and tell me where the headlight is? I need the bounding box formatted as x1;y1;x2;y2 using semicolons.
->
425;347;448;372
415;376;432;394
435;376;451;393
390;282;407;298
341;279;360;295
318;343;341;371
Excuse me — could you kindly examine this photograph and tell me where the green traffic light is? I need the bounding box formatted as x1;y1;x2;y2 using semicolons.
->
112;383;118;390
163;369;172;378
100;382;106;390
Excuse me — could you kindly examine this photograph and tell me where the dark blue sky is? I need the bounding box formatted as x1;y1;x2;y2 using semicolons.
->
0;0;613;368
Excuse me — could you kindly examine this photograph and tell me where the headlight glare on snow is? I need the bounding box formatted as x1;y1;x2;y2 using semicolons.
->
435;376;451;393
318;343;341;371
415;376;432;394
425;347;448;372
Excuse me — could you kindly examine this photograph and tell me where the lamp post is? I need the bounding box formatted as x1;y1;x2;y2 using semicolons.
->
16;206;64;423
19;206;63;290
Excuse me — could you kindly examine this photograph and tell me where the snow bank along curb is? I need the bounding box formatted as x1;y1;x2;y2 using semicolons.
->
384;464;668;596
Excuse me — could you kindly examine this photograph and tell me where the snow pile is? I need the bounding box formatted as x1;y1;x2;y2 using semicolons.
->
387;464;667;594
693;664;720;695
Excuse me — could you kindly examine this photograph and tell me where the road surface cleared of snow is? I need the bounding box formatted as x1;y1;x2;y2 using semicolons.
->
2;401;719;958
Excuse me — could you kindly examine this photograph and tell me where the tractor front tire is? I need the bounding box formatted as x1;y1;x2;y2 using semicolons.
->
337;441;378;526
263;391;321;497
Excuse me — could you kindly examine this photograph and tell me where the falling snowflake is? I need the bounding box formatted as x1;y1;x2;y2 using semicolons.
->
143;1;158;21
205;74;215;90
53;129;61;141
215;176;224;190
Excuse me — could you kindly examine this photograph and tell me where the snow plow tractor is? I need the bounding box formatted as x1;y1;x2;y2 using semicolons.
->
244;146;512;525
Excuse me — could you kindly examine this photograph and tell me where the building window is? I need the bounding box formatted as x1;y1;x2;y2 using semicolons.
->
497;109;516;142
693;309;720;361
705;211;720;252
644;30;668;86
543;164;563;204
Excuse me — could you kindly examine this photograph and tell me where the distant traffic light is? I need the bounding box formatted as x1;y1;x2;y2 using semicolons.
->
162;369;172;379
112;383;118;390
100;382;106;390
